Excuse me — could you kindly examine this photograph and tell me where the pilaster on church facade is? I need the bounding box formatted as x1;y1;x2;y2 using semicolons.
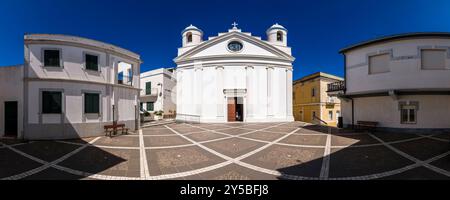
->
174;23;295;123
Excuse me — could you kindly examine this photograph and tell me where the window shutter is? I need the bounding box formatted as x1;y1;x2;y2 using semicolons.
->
369;53;390;74
422;49;446;69
146;82;152;95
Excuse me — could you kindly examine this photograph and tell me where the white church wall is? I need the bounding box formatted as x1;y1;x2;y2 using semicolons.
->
201;67;218;119
175;25;294;123
192;39;277;58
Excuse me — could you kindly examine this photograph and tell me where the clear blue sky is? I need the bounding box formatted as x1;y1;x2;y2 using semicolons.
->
1;0;450;80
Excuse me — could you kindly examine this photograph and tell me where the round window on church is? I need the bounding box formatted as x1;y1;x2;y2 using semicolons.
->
227;41;243;52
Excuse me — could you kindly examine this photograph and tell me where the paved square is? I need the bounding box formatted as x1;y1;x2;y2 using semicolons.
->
0;122;449;180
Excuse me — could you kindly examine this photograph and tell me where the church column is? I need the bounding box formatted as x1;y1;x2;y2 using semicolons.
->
194;64;203;120
245;66;254;118
266;66;274;117
216;66;224;118
286;67;294;119
176;69;183;119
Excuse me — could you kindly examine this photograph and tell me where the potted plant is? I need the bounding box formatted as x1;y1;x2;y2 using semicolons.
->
154;110;164;120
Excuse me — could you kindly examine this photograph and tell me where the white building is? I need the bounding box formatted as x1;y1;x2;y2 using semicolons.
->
139;68;176;115
174;23;295;123
0;34;142;139
328;32;450;131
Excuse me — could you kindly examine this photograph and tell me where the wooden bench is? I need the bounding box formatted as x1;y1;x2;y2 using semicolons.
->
104;123;128;137
356;121;378;132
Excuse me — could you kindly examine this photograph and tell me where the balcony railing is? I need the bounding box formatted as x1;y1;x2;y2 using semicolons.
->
143;88;159;96
327;81;345;92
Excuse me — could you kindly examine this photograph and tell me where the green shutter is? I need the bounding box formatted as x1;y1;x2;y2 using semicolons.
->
85;54;98;71
146;82;152;95
146;102;154;111
42;91;62;113
85;93;99;114
44;50;60;67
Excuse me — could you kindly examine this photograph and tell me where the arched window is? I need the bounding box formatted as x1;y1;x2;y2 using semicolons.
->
187;32;193;43
277;31;283;42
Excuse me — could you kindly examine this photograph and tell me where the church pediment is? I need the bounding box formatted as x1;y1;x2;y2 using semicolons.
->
174;32;294;63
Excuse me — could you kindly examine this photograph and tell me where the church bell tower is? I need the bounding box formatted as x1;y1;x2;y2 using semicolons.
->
182;24;203;47
267;23;288;46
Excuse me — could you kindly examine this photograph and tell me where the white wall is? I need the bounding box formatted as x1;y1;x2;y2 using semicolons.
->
27;44;140;88
140;68;176;113
346;95;450;129
22;34;141;139
176;65;293;123
345;38;450;95
0;66;24;137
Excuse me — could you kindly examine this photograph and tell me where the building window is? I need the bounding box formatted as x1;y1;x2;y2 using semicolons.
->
400;105;417;124
42;91;62;114
44;49;61;67
187;32;193;43
84;93;100;114
85;54;99;71
368;53;390;74
146;82;152;95
328;111;333;120
311;87;316;97
277;31;283;42
421;49;446;70
399;102;419;124
146;102;154;111
140;102;144;111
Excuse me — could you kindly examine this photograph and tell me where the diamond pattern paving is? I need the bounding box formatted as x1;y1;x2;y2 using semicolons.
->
1;122;449;180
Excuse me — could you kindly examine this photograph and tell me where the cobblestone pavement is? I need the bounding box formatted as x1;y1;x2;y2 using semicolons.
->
1;122;449;180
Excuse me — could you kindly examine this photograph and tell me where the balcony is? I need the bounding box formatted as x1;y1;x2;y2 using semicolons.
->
140;88;159;102
327;81;345;92
327;81;345;96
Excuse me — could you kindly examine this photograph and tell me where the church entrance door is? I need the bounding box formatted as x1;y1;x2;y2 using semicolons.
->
227;97;244;122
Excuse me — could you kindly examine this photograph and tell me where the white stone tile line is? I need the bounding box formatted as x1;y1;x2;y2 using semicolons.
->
369;133;450;177
320;133;331;179
416;134;450;142
330;134;429;149
155;124;302;180
275;142;326;148
0;141;36;149
0;137;101;180
235;150;450;180
234;127;302;162
291;133;328;136
141;121;176;128
138;129;150;179
56;140;140;150
149;161;234;180
164;125;234;161
141;127;238;137
186;122;293;145
145;143;197;149
52;164;142;180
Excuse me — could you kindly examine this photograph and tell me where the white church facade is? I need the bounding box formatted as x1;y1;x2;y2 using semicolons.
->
175;23;295;123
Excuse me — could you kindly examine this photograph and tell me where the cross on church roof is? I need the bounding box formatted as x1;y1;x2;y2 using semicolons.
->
232;22;238;29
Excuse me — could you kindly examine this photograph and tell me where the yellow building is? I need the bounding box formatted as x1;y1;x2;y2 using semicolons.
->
293;72;343;126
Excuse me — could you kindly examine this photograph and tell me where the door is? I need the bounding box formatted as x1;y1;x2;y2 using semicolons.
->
4;101;18;137
236;97;244;122
227;98;236;122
